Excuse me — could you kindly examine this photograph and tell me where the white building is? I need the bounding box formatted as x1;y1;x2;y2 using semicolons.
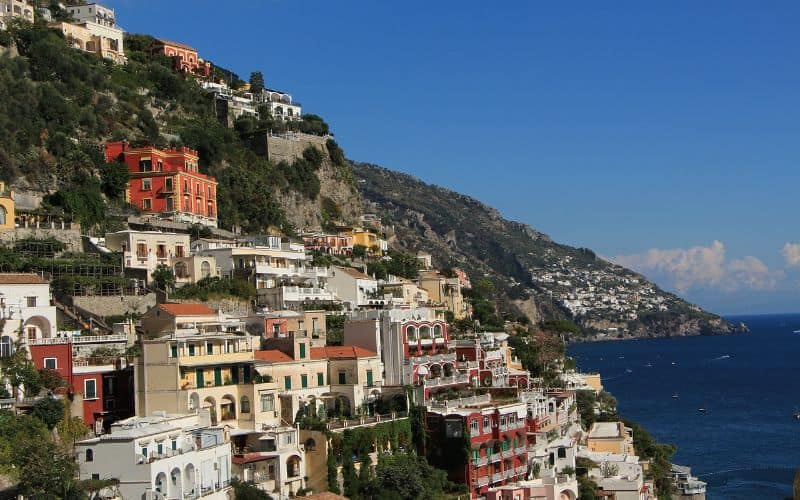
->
0;273;57;357
326;266;378;310
75;411;232;500
199;237;334;309
104;230;200;285
0;0;33;30
62;3;126;64
255;89;302;121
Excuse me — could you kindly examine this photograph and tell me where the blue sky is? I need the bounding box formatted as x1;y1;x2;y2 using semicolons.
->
108;1;800;314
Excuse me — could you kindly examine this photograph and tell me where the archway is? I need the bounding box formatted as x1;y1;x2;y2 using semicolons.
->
443;363;454;377
169;467;182;498
201;260;211;277
23;316;52;340
429;364;442;379
154;472;167;495
286;455;301;478
202;396;217;424
184;463;196;497
221;395;236;421
419;325;431;339
188;392;199;411
559;489;577;500
0;206;6;226
406;325;417;341
433;324;443;338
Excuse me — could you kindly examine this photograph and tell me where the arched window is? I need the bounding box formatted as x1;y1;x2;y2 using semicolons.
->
0;206;6;226
240;396;250;414
201;261;211;278
174;261;188;279
406;325;417;341
85;449;94;462
304;437;316;451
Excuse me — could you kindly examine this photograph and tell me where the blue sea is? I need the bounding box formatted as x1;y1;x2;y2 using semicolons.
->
568;313;800;499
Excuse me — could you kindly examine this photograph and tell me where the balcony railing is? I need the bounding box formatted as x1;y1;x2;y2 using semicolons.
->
489;452;501;463
515;465;527;476
491;473;504;483
411;352;456;364
26;334;127;346
472;456;488;467
515;446;527;456
422;373;470;388
473;476;490;488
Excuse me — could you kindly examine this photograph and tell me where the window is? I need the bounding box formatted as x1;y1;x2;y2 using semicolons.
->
44;358;57;370
317;372;324;386
301;374;308;388
157;160;163;171
26;327;36;340
142;178;152;190
142;198;152;210
0;206;6;226
285;433;294;445
471;419;479;433
26;296;36;307
85;449;94;462
171;440;177;451
240;396;250;413
557;447;567;459
175;245;185;258
260;393;274;412
84;379;97;399
299;343;306;359
483;417;490;431
500;416;506;427
188;344;195;356
170;345;178;358
141;447;148;458
91;473;99;481
156;244;167;259
338;371;346;384
284;376;291;390
157;443;163;455
206;343;213;355
366;370;374;387
165;177;173;191
139;159;152;172
0;336;12;358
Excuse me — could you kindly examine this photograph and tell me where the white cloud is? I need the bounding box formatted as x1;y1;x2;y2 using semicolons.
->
613;240;780;293
782;243;800;267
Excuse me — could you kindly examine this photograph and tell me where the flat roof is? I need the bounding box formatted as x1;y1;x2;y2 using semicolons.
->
589;422;622;439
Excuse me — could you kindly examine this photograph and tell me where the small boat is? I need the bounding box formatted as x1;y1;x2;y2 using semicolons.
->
645;363;653;368
672;393;679;399
793;409;800;420
698;407;707;413
671;362;677;366
625;368;633;374
793;329;800;333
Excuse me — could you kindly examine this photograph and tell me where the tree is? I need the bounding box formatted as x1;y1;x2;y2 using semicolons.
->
366;453;448;500
2;342;42;398
249;71;265;94
352;244;367;259
31;396;65;430
39;368;65;393
151;264;176;292
100;161;130;200
231;478;273;500
14;439;79;499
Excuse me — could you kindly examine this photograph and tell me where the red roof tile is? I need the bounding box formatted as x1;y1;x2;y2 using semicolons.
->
158;303;215;316
311;346;378;360
254;350;293;363
0;273;46;284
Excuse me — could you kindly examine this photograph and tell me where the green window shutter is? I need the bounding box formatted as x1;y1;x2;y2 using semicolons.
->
502;441;508;451
196;369;204;387
366;370;373;387
317;372;324;386
157;443;163;455
301;374;308;388
171;440;177;451
188;344;195;356
170;345;178;358
284;376;291;390
214;367;222;386
243;366;251;383
231;367;239;384
142;447;148;457
299;343;306;358
206;343;213;355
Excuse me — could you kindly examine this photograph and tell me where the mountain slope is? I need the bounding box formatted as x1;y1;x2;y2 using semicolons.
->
352;162;746;339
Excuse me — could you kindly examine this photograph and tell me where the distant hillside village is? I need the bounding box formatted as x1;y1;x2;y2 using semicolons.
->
0;3;708;500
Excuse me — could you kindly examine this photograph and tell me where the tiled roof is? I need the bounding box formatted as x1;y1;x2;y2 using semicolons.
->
158;303;215;316
155;38;198;52
254;350;293;363
311;346;378;360
0;273;46;285
334;266;371;280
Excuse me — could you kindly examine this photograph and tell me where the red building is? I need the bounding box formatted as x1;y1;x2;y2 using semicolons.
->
424;396;530;498
29;340;134;430
105;141;218;227
153;38;212;77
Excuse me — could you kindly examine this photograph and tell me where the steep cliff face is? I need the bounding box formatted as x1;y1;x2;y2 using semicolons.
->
352;162;746;339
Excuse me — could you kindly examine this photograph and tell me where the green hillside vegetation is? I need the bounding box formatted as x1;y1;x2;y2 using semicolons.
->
0;22;351;234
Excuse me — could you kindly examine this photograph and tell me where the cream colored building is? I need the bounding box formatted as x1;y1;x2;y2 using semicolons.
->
417;269;468;320
319;345;383;415
59;3;126;63
380;280;429;308
0;0;33;30
587;421;635;455
104;230;193;285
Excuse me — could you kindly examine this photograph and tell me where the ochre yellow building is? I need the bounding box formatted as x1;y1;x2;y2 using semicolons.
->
0;181;15;230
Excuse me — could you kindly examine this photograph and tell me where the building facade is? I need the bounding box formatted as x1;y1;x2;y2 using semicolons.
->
153;38;212;77
105;141;219;227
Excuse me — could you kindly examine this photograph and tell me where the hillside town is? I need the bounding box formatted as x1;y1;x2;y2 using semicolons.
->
0;3;709;500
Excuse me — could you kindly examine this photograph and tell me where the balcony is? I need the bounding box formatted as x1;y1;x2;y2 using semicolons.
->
515;446;527;456
488;452;501;463
502;449;514;459
279;286;336;302
472;456;488;467
411;352;456;365
27;334;127;346
491;473;504;484
473;476;490;488
422;373;470;388
515;465;527;476
178;351;254;366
